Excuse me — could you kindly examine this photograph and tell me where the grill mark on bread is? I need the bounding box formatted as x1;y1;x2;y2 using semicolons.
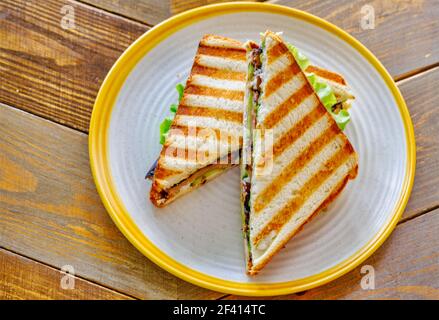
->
254;122;340;213
169;125;221;139
153;166;182;179
253;143;354;245
200;35;245;50
184;84;244;101
177;105;243;123
267;41;289;61
162;146;241;165
256;101;324;169
260;106;327;164
264;83;315;129
191;64;246;81
264;63;302;97
198;45;246;60
164;134;241;159
248;174;351;275
194;55;247;72
306;65;346;85
161;147;211;162
169;125;243;142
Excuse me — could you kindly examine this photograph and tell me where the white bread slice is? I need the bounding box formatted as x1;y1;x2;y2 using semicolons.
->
150;35;246;207
244;31;358;275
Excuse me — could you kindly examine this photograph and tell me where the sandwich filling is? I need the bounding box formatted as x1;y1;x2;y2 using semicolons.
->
151;151;238;207
241;41;265;267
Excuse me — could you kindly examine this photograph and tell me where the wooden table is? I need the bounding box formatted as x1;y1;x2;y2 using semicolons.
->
1;0;438;300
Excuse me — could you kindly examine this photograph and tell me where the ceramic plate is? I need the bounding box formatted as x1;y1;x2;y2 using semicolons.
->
89;3;415;296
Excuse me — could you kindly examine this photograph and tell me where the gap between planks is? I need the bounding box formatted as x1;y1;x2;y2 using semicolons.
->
394;62;439;83
399;203;439;225
73;0;155;27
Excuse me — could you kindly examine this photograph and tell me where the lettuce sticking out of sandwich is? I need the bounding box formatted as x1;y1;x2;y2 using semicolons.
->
287;44;353;130
159;83;185;144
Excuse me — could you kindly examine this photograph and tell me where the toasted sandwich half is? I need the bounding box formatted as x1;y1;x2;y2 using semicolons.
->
241;31;358;274
149;35;247;207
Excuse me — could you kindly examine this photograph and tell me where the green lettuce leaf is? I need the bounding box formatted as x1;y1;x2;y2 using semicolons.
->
287;44;350;130
159;84;185;144
159;117;173;145
330;109;350;131
286;44;310;70
176;83;185;102
306;73;337;109
170;103;178;113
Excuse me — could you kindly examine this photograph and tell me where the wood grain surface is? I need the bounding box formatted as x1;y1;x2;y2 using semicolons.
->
271;0;439;80
0;0;148;132
0;103;223;300
79;0;262;25
0;248;131;300
226;208;439;300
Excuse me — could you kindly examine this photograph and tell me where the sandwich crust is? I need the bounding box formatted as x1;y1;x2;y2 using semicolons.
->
305;65;346;85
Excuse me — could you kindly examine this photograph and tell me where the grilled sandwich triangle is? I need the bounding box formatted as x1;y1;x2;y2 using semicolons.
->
150;35;247;207
241;31;358;274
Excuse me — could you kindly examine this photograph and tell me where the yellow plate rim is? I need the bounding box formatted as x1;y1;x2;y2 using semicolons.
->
89;2;416;296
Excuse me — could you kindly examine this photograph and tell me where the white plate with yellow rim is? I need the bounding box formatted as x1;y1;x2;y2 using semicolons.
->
89;3;415;296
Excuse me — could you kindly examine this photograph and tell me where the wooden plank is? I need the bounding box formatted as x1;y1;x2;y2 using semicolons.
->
78;0;170;26
0;103;223;300
398;67;439;220
80;0;262;26
0;0;148;132
271;0;439;80
0;248;132;300
226;208;439;300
